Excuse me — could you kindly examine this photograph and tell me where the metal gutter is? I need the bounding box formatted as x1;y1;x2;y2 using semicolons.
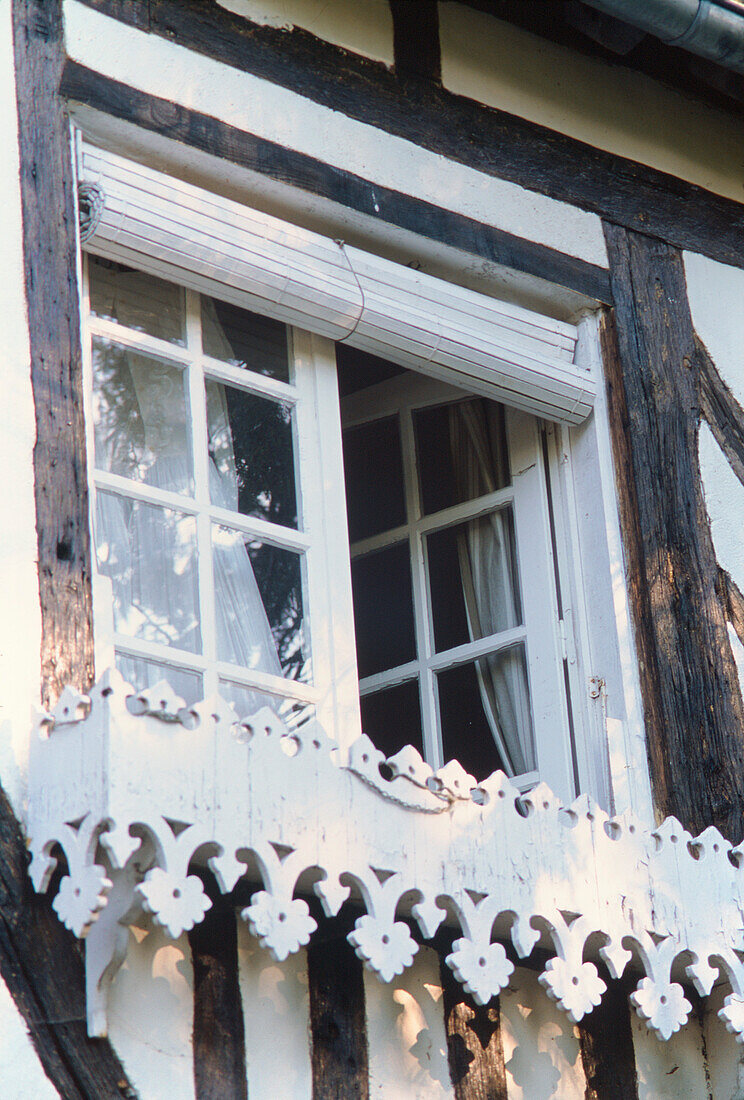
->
579;0;744;73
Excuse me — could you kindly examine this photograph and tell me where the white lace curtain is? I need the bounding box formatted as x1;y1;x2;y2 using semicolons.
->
449;401;535;776
94;304;282;708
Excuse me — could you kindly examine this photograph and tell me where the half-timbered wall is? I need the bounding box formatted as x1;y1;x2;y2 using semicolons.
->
5;0;744;1096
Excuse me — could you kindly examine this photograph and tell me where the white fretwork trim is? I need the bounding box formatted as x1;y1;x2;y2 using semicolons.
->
27;670;744;1040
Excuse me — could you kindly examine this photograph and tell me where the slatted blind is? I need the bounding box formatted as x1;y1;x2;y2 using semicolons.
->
80;145;594;423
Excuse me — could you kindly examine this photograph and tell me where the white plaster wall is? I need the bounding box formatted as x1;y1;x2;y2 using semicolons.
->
439;2;744;206
631;1008;710;1099
500;968;586;1099
685;252;744;412
364;946;453;1099
0;973;59;1100
238;922;312;1099
685;251;744;695
217;0;394;65
704;985;744;1100
62;0;607;271
107;923;195;1100
0;0;44;815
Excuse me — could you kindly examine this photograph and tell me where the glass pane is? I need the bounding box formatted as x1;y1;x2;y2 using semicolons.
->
343;416;406;543
336;344;405;397
427;508;521;653
359;680;423;760
415;398;510;516
95;493;201;653
88;256;185;345
116;653;202;708
212;526;309;684
92;338;193;495
438;645;535;781
206;380;297;528
352;543;416;678
219;679;312;729
201;296;289;382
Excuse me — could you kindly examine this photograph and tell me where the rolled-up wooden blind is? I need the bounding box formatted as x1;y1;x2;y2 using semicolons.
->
80;145;593;423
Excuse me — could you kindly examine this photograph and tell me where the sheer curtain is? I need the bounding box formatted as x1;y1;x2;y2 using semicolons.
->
449;401;535;776
94;320;282;707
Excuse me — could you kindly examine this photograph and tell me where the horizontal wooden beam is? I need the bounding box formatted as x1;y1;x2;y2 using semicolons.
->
75;0;744;270
61;62;612;302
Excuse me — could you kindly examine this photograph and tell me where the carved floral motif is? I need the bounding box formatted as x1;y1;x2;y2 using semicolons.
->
137;868;212;937
26;669;744;1040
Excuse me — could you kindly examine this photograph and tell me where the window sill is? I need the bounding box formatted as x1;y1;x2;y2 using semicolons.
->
27;669;744;1043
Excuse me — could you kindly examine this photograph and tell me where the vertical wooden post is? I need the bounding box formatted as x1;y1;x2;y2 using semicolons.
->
439;955;508;1100
307;928;369;1100
578;976;639;1100
389;0;441;84
603;224;744;842
14;0;95;707
188;890;247;1100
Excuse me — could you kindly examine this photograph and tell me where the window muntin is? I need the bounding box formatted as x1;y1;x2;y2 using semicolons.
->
85;257;314;722
84;257;574;796
341;376;537;784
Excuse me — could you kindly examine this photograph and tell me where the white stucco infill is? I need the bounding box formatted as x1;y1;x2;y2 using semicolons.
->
26;670;744;1047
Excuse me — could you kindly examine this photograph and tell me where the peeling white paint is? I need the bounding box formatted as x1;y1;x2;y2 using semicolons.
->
217;0;394;65
62;0;608;269
0;0;43;815
238;923;312;1099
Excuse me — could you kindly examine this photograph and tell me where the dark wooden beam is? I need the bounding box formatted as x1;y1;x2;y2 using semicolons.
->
75;0;744;271
602;226;744;842
60;62;611;303
577;974;639;1100
439;956;508;1100
10;4;135;1094
0;782;134;1098
188;887;247;1100
14;0;94;708
307;924;369;1100
390;0;441;83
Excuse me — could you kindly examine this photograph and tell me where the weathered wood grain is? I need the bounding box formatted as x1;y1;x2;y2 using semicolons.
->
439;954;508;1100
60;63;611;303
602;225;744;842
188;888;247;1100
0;780;135;1098
578;975;639;1100
307;924;369;1100
390;0;441;83
14;0;94;708
76;0;744;271
697;334;744;490
10;3;137;1095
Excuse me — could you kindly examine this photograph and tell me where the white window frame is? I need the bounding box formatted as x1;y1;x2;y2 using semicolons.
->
341;371;573;794
81;259;361;743
73;141;653;814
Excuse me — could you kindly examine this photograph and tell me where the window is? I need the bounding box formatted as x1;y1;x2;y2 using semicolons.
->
83;254;575;795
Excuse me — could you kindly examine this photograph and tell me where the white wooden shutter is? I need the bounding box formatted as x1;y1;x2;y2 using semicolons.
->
80;145;594;423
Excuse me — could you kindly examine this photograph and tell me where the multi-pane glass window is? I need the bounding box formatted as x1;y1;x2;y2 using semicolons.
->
86;256;312;721
339;362;537;785
84;257;573;795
